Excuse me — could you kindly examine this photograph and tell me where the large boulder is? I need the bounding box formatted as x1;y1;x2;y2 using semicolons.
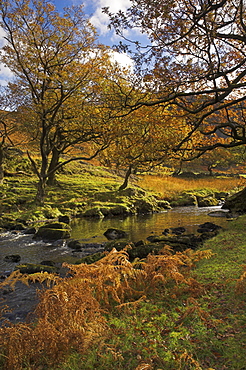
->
34;222;71;241
222;187;246;214
170;192;197;207
4;254;21;263
15;263;57;274
146;234;204;251
197;196;218;207
104;228;127;240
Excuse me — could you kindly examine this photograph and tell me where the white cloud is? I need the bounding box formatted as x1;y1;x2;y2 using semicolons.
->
0;64;14;86
110;50;134;71
88;0;131;36
0;27;14;86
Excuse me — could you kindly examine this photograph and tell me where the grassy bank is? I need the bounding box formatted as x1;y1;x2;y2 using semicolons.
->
1;215;246;369
0;162;244;223
139;174;245;198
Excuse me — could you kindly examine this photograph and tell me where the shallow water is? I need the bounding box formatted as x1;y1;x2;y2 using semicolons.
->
71;205;229;243
0;206;229;273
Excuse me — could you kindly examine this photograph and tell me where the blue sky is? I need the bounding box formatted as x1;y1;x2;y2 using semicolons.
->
53;0;132;46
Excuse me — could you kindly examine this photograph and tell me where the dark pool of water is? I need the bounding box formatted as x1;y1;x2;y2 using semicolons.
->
0;206;229;273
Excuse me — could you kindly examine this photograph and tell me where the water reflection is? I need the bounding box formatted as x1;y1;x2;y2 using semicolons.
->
71;206;228;243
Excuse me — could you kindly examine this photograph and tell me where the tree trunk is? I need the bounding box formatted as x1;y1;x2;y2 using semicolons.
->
35;178;46;205
27;150;48;205
47;147;60;186
118;164;132;191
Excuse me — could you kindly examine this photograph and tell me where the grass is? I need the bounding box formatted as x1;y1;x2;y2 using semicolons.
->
138;174;245;198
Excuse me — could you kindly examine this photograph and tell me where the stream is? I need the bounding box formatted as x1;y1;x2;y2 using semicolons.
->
0;205;229;323
0;205;229;274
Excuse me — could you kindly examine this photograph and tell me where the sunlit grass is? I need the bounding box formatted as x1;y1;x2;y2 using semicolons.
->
138;174;245;198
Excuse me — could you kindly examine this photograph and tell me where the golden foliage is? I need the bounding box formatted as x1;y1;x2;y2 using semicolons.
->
0;246;213;369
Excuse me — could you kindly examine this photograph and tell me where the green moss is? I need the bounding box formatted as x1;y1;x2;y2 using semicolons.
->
75;252;105;264
14;263;57;274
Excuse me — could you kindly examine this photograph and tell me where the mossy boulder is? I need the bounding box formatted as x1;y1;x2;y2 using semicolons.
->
197;196;219;207
67;239;83;250
222;187;246;214
104;228;127;240
104;240;167;260
170;192;197;207
34;222;71;241
15;263;57;274
109;204;132;216
75;252;105;265
83;207;104;218
157;200;171;210
133;198;157;214
146;234;204;251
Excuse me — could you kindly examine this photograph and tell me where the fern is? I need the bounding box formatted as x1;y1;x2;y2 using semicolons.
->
0;246;214;369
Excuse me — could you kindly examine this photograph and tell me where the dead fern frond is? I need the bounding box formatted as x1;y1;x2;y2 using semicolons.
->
235;266;246;295
178;350;203;370
135;362;153;370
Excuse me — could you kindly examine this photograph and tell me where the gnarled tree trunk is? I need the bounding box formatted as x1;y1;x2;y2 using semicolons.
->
118;164;133;191
47;147;60;186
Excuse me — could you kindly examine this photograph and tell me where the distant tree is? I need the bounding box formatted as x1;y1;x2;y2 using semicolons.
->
105;0;246;156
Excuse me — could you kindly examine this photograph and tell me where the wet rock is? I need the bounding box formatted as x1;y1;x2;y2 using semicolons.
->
34;222;71;241
134;240;145;247
197;196;218;207
104;228;127;240
162;228;170;235
4;254;21;263
34;228;70;241
147;234;203;251
67;239;83;250
104;240;163;260
15;263;58;274
110;205;131;216
40;260;56;266
157;200;171;210
222;186;246;214
197;222;222;233
9;223;26;231
170;193;197;207
208;210;229;217
75;252;105;265
83;207;104;218
171;227;186;235
23;227;37;234
133;198;156;214
58;215;70;224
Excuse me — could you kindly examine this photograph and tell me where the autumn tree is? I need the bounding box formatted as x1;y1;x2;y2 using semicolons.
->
99;103;190;189
0;0;122;203
105;0;246;157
